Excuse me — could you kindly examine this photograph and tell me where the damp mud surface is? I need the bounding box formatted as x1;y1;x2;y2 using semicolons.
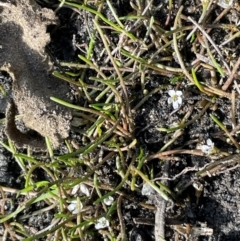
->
0;0;240;240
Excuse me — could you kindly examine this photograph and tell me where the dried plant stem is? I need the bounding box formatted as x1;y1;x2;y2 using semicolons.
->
210;114;240;149
188;17;231;74
94;20;133;132
222;57;240;90
231;91;236;128
173;6;195;84
0;186;37;196
146;149;204;163
117;195;127;241
154;161;170;240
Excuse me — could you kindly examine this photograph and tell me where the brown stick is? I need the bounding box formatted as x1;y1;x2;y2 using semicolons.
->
222;57;240;91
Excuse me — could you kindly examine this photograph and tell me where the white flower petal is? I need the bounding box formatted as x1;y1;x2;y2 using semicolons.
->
200;145;210;154
141;183;155;196
177;97;182;105
95;217;109;230
201;145;214;155
72;208;80;215
168;97;173;104
104;196;114;206
206;139;214;147
67;200;83;214
80;184;90;197
217;0;233;8
176;90;183;96
67;203;76;212
71;184;80;195
172;100;179;109
168;89;176;97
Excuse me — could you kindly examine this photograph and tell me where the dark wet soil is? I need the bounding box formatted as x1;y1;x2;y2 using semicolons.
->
0;0;240;240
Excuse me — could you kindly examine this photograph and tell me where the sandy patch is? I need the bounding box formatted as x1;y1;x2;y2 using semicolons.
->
0;0;72;150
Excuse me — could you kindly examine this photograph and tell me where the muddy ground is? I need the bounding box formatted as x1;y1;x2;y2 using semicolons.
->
0;0;240;240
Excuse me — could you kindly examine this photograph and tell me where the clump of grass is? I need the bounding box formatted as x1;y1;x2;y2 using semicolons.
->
0;0;240;240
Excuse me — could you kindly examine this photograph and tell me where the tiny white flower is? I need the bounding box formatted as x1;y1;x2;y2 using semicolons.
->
95;217;109;230
67;200;83;214
168;90;183;109
198;139;215;155
141;183;155;196
103;196;114;206
217;0;233;8
80;183;90;197
71;184;80;195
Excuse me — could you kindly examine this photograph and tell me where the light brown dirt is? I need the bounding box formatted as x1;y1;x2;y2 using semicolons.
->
0;0;72;150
